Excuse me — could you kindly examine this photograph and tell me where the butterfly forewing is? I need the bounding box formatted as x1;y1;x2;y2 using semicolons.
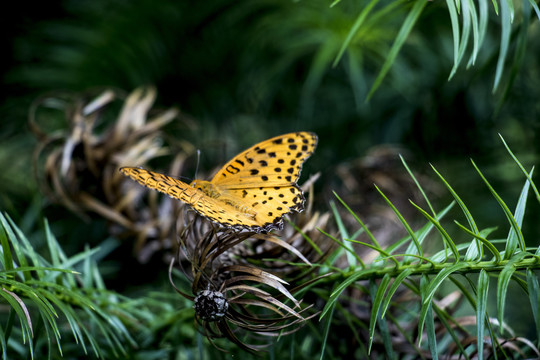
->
120;167;199;203
211;132;318;189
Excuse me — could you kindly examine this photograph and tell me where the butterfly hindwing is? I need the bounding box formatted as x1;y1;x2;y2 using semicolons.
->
222;185;305;228
188;195;263;229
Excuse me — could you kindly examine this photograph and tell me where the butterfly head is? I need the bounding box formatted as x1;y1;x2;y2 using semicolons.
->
190;180;220;198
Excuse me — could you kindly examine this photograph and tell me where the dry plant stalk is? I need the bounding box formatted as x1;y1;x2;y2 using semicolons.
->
170;181;334;352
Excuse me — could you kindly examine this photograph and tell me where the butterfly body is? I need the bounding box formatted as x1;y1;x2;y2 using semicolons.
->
121;132;317;232
191;180;258;219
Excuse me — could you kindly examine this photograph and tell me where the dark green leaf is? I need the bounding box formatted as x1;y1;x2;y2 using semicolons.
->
0;213;14;271
493;0;511;91
454;223;501;263
422;274;438;360
333;0;381;66
410;201;459;262
526;269;540;342
504;168;532;259
319;300;335;360
471;159;526;253
497;252;528;335
528;0;540;19
374;185;423;259
368;0;429;99
419;262;469;341
430;164;482;261
368;277;394;357
476;270;489;359
381;268;413;318
400;154;436;217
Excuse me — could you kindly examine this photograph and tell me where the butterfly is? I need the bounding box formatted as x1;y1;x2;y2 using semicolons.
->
120;132;318;232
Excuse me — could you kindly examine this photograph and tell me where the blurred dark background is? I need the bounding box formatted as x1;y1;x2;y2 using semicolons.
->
1;0;539;351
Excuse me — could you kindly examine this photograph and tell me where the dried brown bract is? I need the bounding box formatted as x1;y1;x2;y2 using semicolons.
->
30;87;192;261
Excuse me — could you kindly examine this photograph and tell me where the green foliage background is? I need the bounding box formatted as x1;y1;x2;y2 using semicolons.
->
1;0;540;358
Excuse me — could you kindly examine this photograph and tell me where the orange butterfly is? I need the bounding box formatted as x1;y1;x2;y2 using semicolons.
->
120;132;318;232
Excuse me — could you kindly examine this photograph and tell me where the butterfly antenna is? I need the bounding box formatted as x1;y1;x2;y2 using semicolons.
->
194;149;201;179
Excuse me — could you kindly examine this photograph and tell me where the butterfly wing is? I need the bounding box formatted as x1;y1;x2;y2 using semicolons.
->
210;131;317;228
120;167;199;203
221;185;305;231
211;132;318;188
121;131;318;232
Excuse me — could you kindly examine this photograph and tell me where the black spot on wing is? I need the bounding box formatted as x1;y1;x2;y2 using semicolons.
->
226;165;240;174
